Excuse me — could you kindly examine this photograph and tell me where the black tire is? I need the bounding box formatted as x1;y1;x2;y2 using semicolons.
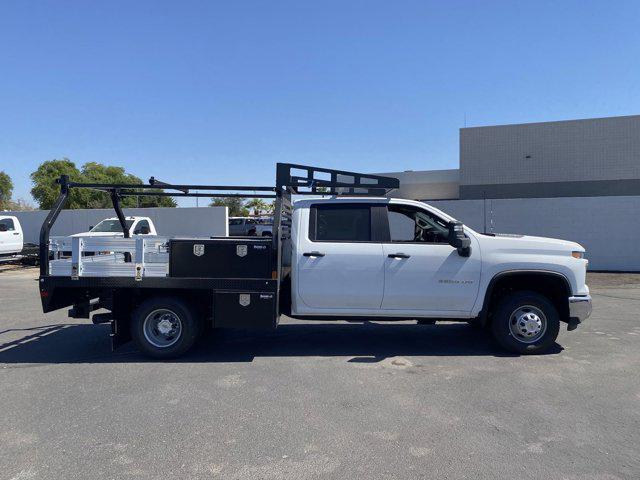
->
130;297;201;359
490;291;560;355
467;319;484;330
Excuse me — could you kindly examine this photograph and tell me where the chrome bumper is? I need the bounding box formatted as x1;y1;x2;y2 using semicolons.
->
569;295;592;323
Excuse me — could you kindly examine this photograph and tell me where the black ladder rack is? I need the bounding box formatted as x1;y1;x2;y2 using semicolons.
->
39;163;399;275
276;162;399;196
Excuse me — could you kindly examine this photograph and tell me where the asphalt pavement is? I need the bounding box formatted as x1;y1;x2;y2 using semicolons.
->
1;268;639;479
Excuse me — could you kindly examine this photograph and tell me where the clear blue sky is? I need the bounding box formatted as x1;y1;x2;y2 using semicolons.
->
1;0;639;206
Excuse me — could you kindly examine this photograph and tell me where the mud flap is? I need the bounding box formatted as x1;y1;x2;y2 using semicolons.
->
110;317;131;350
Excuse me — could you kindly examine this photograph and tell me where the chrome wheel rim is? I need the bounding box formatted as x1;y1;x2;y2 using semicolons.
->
508;305;547;344
143;309;182;348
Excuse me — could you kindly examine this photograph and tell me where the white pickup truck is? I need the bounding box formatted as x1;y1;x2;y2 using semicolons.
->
38;164;591;359
49;216;157;259
0;215;24;257
75;216;157;237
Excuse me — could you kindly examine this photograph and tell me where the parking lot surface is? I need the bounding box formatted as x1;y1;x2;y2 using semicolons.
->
1;268;639;479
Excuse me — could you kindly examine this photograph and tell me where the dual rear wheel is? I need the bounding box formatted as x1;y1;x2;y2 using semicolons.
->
131;297;201;359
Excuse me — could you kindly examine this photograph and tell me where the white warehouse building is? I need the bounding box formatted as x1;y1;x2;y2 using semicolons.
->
380;114;640;272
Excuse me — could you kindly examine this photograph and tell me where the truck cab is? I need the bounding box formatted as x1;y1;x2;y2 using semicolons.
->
290;197;591;353
0;215;24;256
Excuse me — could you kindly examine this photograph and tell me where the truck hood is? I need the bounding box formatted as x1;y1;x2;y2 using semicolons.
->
478;232;584;252
70;231;125;237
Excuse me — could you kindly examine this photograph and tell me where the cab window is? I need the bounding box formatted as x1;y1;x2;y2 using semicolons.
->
91;219;134;233
133;220;150;234
387;204;449;243
310;204;371;242
0;218;15;231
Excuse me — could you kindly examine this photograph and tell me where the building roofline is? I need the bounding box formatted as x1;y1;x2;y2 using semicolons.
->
461;113;640;131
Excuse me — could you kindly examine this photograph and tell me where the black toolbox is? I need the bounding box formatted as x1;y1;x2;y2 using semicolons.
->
213;291;277;329
169;238;272;279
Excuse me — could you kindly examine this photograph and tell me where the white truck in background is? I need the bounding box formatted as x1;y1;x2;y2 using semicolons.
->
254;217;274;236
74;216;157;237
0;215;24;257
50;216;157;259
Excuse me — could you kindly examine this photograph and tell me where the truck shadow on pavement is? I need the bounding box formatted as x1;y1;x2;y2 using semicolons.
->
0;320;562;364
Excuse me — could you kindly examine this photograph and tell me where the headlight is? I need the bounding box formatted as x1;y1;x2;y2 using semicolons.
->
571;251;584;259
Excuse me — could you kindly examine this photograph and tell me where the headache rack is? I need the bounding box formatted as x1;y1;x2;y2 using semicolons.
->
39;162;399;279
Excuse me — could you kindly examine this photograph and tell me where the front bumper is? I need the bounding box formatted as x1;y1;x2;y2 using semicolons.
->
569;295;592;323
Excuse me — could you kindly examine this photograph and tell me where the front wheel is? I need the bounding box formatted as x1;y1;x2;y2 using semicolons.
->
131;297;201;359
490;291;560;355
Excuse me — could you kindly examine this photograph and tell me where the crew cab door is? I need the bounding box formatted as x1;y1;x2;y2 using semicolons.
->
381;204;481;315
0;217;23;255
295;203;385;312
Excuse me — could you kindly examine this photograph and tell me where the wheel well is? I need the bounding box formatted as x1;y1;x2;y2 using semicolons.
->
112;289;213;324
481;272;570;326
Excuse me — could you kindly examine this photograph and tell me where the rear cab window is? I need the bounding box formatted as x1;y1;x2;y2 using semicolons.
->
309;204;372;242
0;218;16;231
133;220;151;234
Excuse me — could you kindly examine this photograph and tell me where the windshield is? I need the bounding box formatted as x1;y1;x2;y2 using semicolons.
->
91;219;134;233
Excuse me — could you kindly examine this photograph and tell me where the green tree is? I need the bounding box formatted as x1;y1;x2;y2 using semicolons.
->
245;198;274;216
0;171;13;209
30;159;86;209
80;162;140;209
80;162;176;209
30;159;176;209
209;197;249;216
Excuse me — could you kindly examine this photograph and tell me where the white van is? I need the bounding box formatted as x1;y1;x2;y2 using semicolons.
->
0;216;24;256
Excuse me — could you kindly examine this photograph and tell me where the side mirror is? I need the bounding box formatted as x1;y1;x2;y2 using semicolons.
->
448;221;471;257
88;225;94;230
0;224;7;232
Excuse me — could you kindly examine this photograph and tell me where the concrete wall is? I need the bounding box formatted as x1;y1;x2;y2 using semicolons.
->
460;115;640;199
377;169;460;200
4;207;228;244
430;196;640;272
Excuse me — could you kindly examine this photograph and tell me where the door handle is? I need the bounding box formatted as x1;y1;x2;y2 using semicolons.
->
303;251;325;257
388;253;410;259
13;233;20;235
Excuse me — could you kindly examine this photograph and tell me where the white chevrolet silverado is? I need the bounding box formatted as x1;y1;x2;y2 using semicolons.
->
291;197;591;354
38;164;592;358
